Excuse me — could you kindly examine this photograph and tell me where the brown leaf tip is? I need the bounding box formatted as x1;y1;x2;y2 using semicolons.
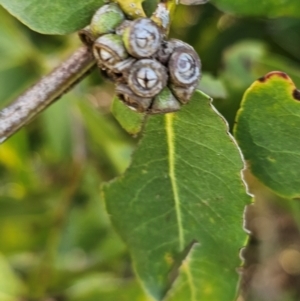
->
293;89;300;101
258;71;289;83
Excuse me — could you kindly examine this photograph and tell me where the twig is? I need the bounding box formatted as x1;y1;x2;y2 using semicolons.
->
0;46;96;143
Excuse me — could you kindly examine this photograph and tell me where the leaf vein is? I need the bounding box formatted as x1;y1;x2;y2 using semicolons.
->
165;114;185;250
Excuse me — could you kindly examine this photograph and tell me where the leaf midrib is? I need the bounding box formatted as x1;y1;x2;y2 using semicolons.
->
165;113;185;250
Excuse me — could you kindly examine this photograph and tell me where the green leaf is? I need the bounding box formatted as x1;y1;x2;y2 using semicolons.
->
211;0;300;17
111;97;145;135
0;0;105;34
234;72;300;199
103;91;249;300
164;243;224;301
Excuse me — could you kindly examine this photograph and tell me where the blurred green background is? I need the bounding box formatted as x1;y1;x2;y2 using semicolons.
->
1;2;300;300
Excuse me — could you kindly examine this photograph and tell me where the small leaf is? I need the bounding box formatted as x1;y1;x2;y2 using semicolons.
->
0;0;105;34
103;91;249;300
234;71;300;199
111;96;145;135
211;0;300;17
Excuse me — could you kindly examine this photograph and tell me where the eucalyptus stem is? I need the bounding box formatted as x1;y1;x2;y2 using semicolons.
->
0;46;95;143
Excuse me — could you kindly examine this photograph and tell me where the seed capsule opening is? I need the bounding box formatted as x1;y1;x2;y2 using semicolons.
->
93;34;128;68
123;18;162;58
136;68;158;89
169;46;201;87
128;59;167;98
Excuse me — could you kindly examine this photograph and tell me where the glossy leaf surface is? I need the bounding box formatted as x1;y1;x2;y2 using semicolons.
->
2;0;300;35
103;91;249;300
235;72;300;199
0;0;104;34
0;0;160;34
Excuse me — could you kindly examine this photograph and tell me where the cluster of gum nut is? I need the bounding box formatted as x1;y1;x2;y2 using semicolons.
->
79;2;202;114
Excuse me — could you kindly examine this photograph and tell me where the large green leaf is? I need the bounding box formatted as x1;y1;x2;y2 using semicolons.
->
0;0;160;35
234;72;300;199
103;91;249;300
2;0;300;35
212;0;300;17
0;0;104;34
164;243;226;301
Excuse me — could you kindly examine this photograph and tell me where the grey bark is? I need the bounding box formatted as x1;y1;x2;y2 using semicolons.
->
0;46;95;142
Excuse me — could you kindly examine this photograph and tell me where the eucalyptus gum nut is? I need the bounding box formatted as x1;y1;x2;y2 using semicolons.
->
116;84;152;112
170;82;198;104
112;57;137;75
93;34;128;68
155;40;174;65
115;20;132;36
90;3;125;36
128;59;168;98
78;26;95;47
150;87;181;114
112;57;137;85
123;18;162;58
155;38;194;65
169;38;194;51
168;45;201;87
